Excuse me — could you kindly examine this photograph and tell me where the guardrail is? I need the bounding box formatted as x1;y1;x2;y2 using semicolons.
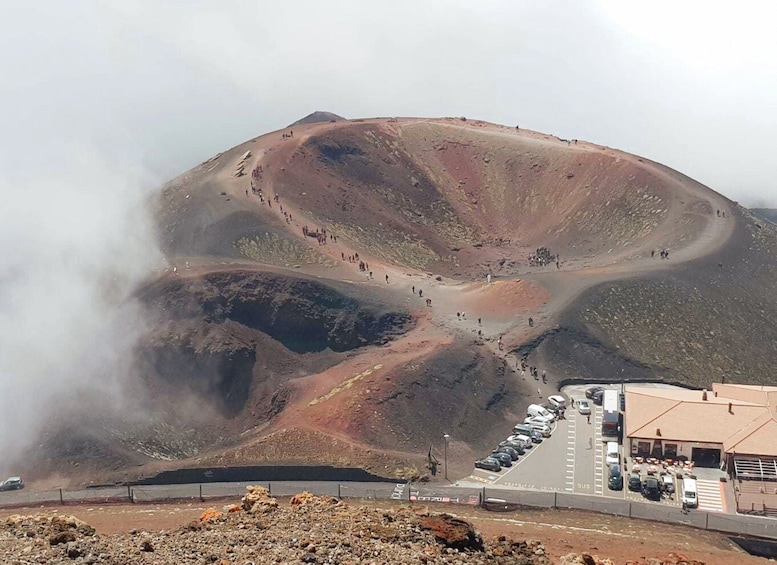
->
2;481;777;540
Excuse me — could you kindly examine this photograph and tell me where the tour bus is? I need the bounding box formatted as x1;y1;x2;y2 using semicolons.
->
602;389;619;439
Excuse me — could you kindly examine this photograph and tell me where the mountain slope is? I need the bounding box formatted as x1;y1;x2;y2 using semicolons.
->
19;116;777;487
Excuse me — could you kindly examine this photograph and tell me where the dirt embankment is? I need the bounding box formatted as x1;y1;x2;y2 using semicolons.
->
0;495;762;565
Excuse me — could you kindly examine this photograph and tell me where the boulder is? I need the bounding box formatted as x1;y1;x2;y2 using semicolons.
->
241;485;279;514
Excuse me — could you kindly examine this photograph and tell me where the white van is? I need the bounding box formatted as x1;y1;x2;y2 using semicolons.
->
527;404;555;422
682;477;698;508
605;441;619;466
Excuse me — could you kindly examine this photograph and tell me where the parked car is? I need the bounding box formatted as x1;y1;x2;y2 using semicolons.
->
529;430;544;444
641;476;661;501
527;421;552;437
496;446;520;461
605;441;619;466
524;416;552;429
498;440;525;455
585;386;605;400
512;424;534;436
0;477;24;492
490;451;513;467
548;395;567;409
577;400;591;415
541;402;562;415
475;458;501;472
591;389;605;405
628;472;642;491
608;464;623;490
507;434;534;449
661;474;675;496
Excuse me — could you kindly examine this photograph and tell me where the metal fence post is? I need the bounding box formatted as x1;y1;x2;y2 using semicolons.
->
705;512;709;530
553;492;557;509
127;485;131;502
59;489;63;505
481;487;486;507
338;484;341;499
628;502;632;518
130;488;135;504
199;484;203;502
268;483;272;496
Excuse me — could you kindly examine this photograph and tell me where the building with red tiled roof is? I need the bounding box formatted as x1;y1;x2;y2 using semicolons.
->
624;384;777;475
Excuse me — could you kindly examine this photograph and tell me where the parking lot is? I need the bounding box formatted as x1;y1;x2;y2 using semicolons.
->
466;383;729;512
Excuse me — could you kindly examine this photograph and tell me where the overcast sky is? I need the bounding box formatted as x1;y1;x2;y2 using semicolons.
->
0;1;776;467
1;0;776;204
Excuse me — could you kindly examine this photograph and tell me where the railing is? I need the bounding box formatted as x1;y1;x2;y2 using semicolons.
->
3;481;777;540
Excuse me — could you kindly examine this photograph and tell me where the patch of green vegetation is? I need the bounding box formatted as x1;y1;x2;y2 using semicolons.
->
235;233;338;268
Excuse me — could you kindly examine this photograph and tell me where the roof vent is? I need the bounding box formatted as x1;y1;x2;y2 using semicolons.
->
702;390;708;401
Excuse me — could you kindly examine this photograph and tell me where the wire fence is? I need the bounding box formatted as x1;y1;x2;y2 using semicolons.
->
2;481;777;540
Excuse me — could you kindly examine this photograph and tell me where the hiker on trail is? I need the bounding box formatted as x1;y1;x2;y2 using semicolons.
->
457;312;460;319
651;249;655;258
478;329;482;337
528;317;534;327
462;312;466;319
419;289;423;297
538;388;542;397
542;370;546;383
487;273;492;284
478;317;482;326
290;130;293;138
497;336;503;350
717;209;720;217
587;414;591;424
369;271;373;279
587;437;592;449
385;274;389;284
556;261;560;269
412;286;415;294
426;298;432;307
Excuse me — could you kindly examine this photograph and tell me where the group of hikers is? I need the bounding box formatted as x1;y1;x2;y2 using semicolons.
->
651;249;670;259
302;225;329;246
282;130;294;140
528;246;558;268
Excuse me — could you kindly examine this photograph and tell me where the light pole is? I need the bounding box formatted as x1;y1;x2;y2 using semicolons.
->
443;434;450;481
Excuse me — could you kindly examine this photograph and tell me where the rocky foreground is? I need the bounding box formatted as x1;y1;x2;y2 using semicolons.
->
0;487;706;564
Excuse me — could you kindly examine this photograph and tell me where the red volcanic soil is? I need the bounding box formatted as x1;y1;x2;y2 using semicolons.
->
19;115;740;488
